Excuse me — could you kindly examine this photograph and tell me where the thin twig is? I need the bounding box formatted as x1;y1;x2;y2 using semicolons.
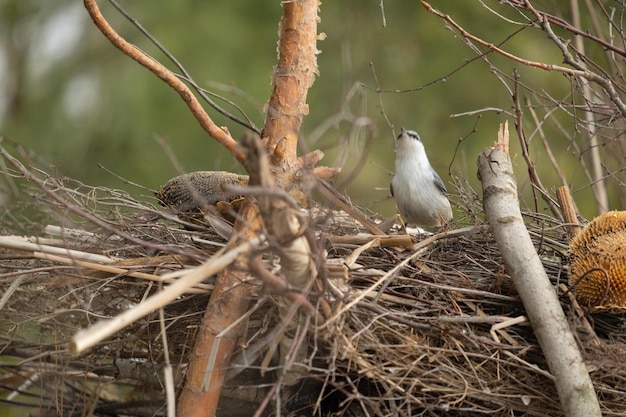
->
511;69;562;219
71;235;264;353
107;0;260;134
421;0;626;119
83;0;245;162
0;144;204;260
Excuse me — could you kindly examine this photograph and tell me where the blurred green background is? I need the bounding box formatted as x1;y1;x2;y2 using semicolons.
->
1;0;623;222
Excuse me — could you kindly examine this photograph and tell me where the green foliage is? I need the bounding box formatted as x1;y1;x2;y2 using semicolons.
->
0;0;622;219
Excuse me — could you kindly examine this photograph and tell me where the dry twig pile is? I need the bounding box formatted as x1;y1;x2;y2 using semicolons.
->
1;142;626;417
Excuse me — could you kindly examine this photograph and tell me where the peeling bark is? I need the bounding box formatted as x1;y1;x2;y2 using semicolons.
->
177;202;263;417
477;123;600;417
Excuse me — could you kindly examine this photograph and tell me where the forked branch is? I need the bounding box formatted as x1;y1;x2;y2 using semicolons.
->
420;0;626;119
83;0;245;162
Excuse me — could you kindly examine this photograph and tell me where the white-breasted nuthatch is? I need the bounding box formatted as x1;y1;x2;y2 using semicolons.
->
390;127;453;228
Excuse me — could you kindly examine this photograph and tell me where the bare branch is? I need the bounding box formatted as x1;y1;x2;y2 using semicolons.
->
503;0;626;58
421;0;626;119
107;0;261;135
511;69;562;219
83;0;245;162
477;123;600;417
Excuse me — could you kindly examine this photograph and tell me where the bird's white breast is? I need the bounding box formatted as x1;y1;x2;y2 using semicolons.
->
391;136;452;227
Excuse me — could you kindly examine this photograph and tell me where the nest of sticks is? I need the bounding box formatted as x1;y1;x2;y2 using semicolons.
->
1;146;626;417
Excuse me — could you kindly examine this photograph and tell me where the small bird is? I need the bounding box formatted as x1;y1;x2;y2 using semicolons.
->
390;127;453;229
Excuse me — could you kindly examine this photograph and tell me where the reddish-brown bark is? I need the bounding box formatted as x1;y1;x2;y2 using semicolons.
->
177;201;262;417
84;1;322;414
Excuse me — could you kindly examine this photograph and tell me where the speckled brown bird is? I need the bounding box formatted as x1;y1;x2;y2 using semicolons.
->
156;171;249;212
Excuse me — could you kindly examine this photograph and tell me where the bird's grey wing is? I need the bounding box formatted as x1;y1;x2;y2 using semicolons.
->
432;170;448;195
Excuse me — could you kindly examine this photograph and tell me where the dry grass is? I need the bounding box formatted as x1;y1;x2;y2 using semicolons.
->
1;143;626;417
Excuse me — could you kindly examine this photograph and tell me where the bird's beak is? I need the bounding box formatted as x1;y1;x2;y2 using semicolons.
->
396;127;406;142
